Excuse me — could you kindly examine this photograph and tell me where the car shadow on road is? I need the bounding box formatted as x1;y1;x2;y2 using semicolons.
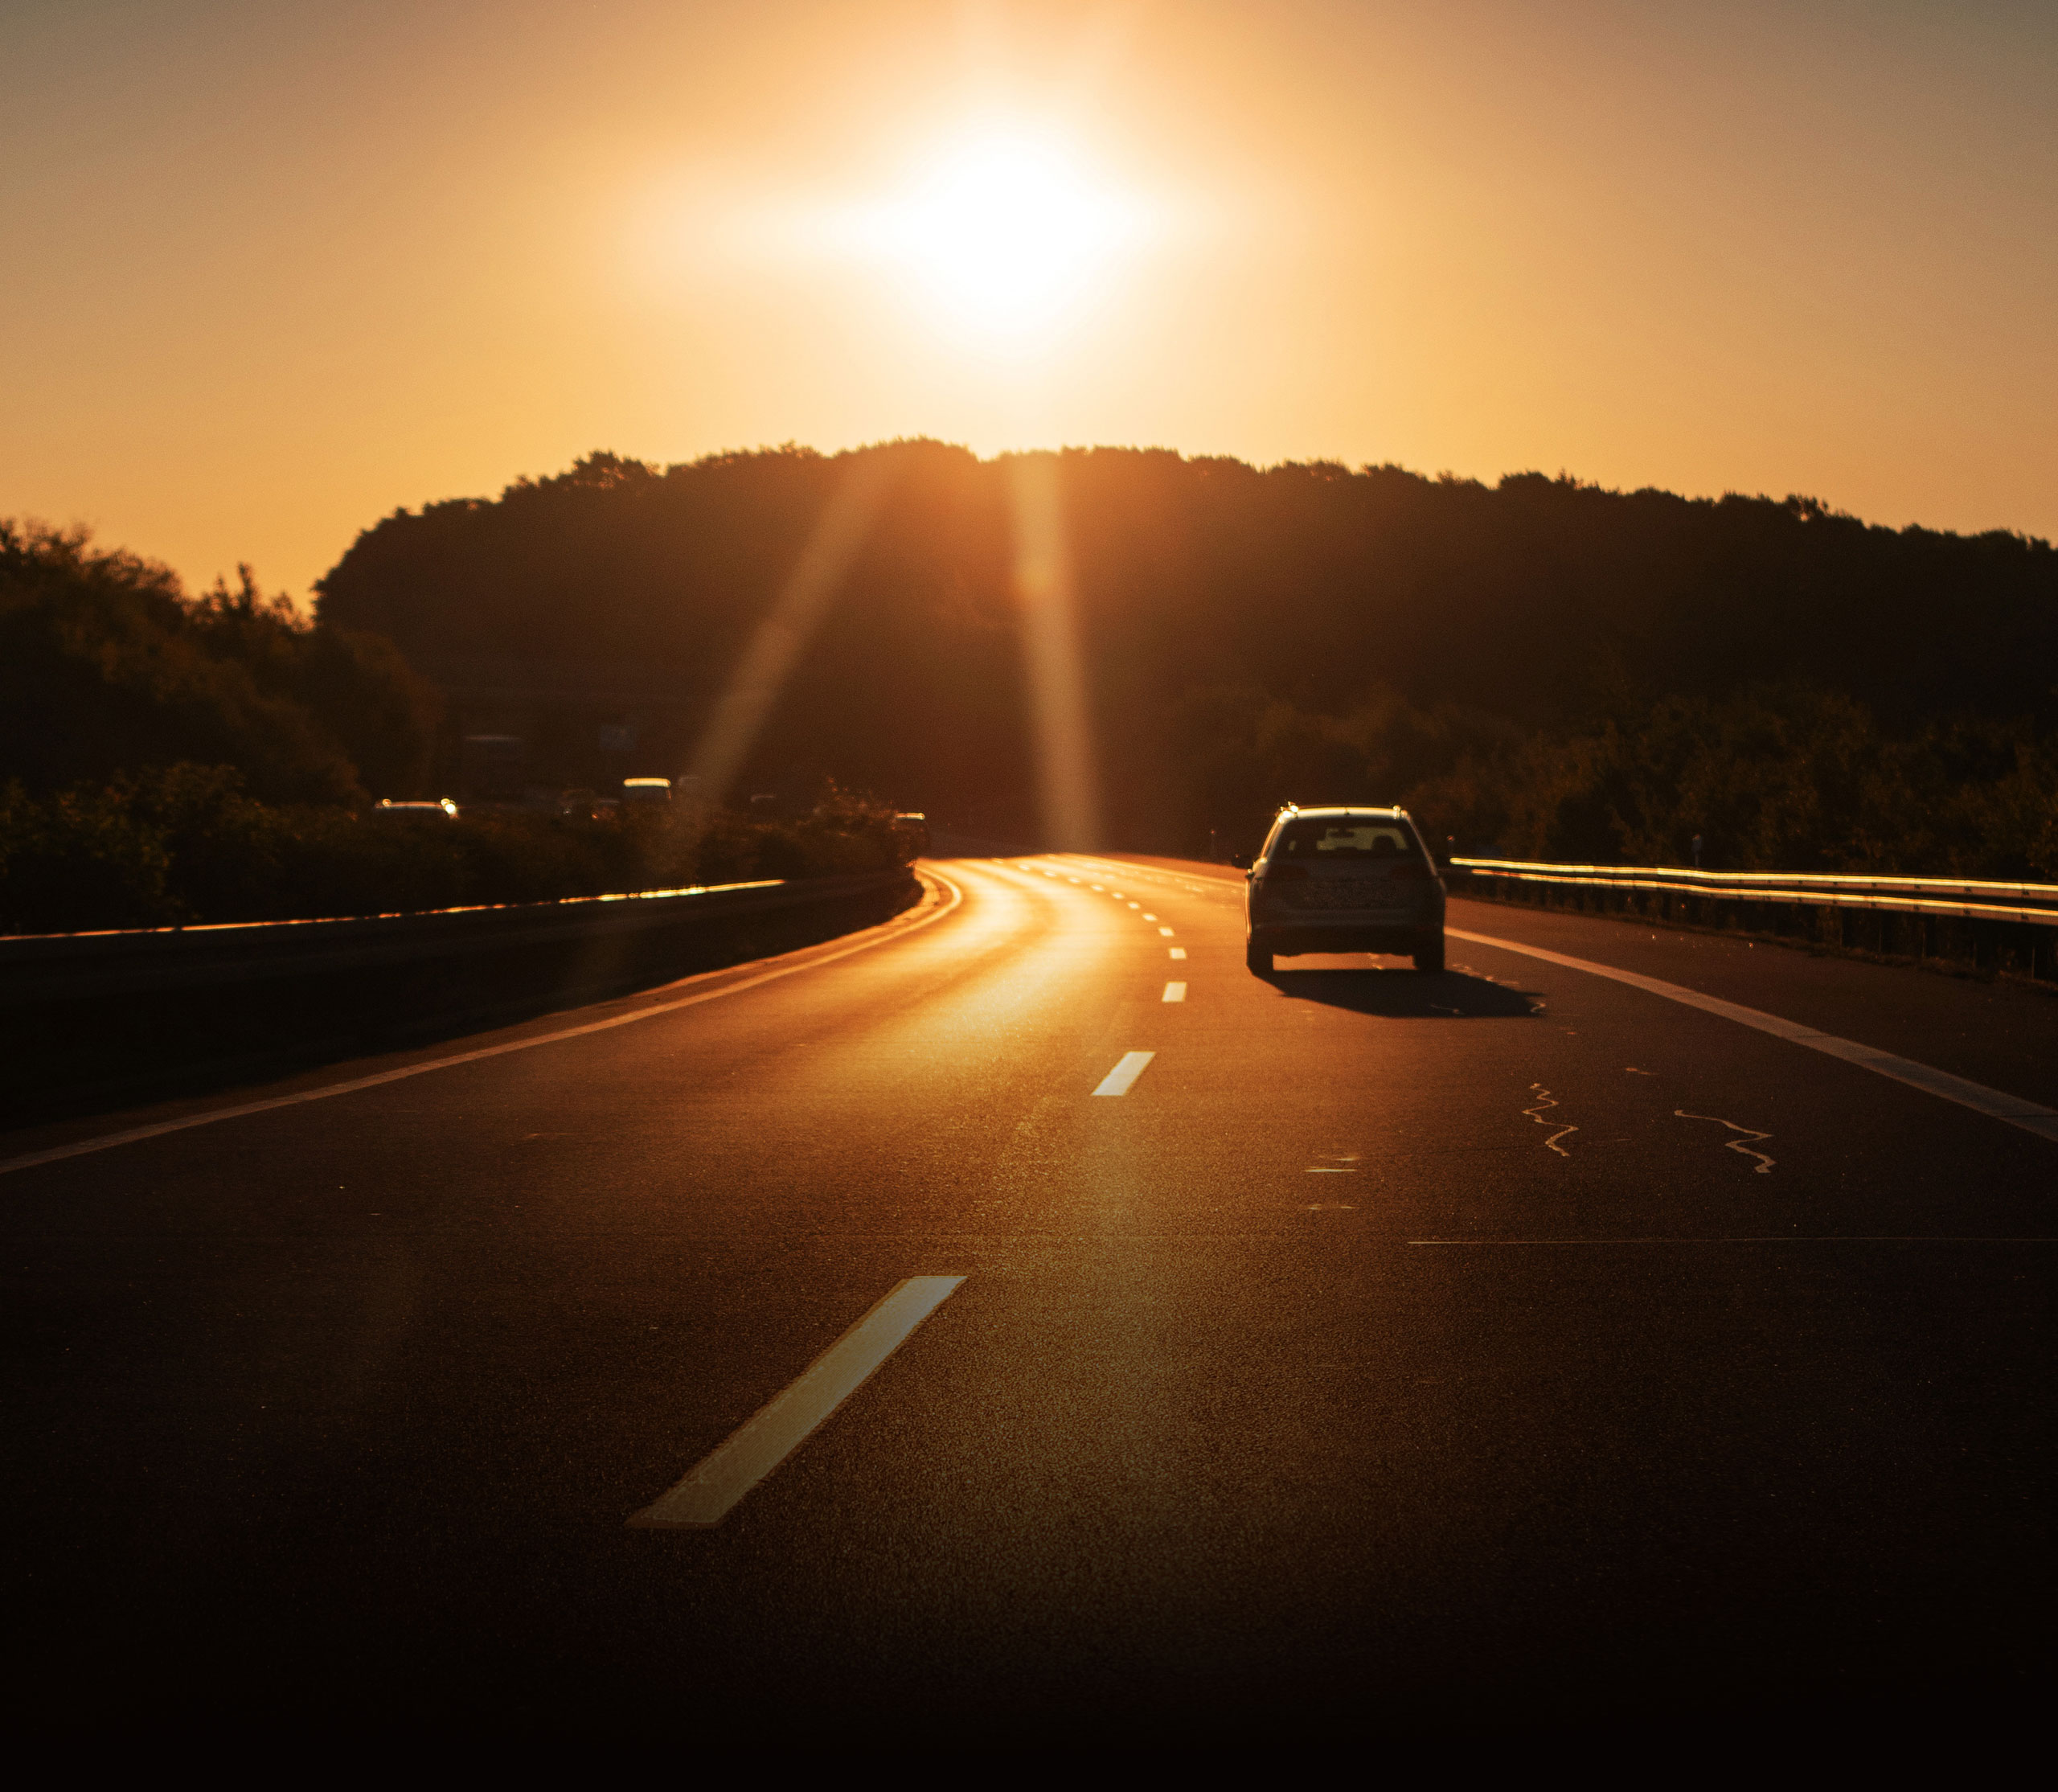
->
1263;964;1540;1018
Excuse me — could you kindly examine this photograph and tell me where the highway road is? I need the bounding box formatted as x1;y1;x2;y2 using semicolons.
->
5;854;2055;1738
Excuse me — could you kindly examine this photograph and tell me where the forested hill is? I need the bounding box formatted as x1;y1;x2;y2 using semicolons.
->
315;443;2058;871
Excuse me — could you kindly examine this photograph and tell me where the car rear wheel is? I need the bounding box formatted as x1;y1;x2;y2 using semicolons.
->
1246;939;1274;976
1413;934;1445;974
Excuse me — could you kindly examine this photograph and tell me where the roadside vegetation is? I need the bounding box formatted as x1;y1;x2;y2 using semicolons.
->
0;767;912;935
0;517;912;934
1176;680;2058;876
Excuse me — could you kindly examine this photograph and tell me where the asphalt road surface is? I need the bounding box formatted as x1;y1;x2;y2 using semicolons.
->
6;855;2055;1739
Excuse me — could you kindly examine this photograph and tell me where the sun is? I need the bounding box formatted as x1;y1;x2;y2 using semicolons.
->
863;133;1145;342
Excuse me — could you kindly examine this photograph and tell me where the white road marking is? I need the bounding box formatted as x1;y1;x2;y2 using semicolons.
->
1676;1109;1775;1174
1;871;969;1179
1524;1082;1576;1157
1162;982;1187;1003
1090;884;1105;891
1126;902;1140;909
1093;1051;1156;1097
1168;947;1187;960
1142;912;1158;921
1448;925;2058;1146
628;1276;964;1529
1158;926;1175;937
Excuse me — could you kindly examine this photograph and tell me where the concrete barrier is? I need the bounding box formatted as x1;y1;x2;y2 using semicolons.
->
3;871;921;1124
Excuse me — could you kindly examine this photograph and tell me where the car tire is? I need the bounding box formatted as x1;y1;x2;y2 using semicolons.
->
1413;934;1445;973
1246;939;1274;976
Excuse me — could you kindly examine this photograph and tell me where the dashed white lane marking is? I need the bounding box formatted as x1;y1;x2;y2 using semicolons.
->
1158;926;1175;937
1162;982;1187;1003
1093;1051;1156;1097
1447;925;2058;1147
1126;901;1140;909
0;871;968;1179
1168;947;1187;960
1142;912;1158;921
628;1276;964;1529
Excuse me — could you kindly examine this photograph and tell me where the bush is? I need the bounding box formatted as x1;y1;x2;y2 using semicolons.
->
0;769;914;936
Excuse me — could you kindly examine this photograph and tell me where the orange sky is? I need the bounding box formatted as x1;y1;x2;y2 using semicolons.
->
4;0;2055;603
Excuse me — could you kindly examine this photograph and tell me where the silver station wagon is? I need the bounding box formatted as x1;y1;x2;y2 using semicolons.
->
1238;805;1446;975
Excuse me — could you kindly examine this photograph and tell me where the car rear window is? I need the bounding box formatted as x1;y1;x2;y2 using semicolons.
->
1273;818;1421;859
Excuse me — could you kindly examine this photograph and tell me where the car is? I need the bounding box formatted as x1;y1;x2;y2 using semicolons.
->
1236;804;1445;975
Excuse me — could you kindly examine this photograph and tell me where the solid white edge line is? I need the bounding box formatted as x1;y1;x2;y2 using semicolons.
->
628;1275;965;1529
1093;1050;1156;1097
1446;925;2058;1146
1162;982;1187;1003
2;870;967;1179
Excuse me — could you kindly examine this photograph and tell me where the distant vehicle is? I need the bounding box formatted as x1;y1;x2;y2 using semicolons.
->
892;812;930;856
372;798;459;819
621;777;672;806
1235;805;1445;975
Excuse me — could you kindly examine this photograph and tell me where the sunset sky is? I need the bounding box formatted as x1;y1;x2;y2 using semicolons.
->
4;0;2055;602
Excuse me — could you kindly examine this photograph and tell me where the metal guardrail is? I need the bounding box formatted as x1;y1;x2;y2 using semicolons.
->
2;869;922;1122
1449;858;2058;929
0;876;801;994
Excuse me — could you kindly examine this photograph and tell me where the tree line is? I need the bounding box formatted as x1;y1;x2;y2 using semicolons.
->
314;442;2058;875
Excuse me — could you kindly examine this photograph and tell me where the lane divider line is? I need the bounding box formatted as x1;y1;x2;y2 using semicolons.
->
1169;947;1187;960
627;1276;965;1529
1158;926;1175;937
1447;925;2058;1146
2;871;967;1179
1093;1051;1156;1097
1162;982;1187;1003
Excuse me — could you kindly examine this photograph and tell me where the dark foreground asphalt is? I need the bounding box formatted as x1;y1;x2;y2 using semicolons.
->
4;855;2054;1741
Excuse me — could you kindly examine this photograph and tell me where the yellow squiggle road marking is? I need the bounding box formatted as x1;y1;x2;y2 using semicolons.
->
1675;1108;1776;1175
1525;1082;1577;1157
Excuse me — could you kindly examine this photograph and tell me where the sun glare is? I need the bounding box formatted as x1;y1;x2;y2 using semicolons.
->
859;133;1146;343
